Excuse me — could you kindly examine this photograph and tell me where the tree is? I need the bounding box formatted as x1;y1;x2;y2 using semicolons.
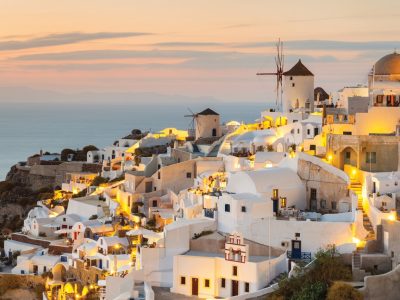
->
326;282;363;300
61;148;76;161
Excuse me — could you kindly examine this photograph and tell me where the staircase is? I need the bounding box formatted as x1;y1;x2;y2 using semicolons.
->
349;181;375;241
349;181;374;281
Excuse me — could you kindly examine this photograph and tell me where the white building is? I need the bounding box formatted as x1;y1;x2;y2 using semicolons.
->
171;232;287;298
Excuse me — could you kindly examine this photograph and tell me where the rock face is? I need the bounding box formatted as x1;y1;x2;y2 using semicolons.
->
6;162;101;191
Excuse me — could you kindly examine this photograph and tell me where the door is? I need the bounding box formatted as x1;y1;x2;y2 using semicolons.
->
192;278;199;296
99;259;103;269
33;265;38;275
310;188;317;211
231;280;239;296
291;240;302;259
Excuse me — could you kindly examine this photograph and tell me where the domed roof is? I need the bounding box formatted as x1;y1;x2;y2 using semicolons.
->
374;52;400;75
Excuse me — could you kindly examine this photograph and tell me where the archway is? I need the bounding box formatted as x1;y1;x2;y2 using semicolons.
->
340;146;358;170
276;143;284;153
52;263;67;282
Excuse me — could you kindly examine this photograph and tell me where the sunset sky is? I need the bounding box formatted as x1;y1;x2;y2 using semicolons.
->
0;0;399;103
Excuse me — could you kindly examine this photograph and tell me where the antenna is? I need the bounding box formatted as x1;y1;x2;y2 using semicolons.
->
257;38;284;110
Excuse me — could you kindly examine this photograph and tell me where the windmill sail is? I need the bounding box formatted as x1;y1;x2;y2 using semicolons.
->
257;38;284;111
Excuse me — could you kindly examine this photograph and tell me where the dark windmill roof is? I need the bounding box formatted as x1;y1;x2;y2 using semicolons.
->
314;87;329;102
198;108;219;116
283;59;314;76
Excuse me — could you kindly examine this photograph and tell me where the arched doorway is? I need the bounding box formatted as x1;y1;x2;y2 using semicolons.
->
340;146;358;170
52;263;67;282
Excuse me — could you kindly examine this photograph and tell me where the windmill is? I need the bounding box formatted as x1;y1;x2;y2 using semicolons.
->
184;108;199;139
256;39;285;110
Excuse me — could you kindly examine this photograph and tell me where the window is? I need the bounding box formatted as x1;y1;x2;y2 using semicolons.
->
204;279;210;288
158;172;160;179
221;278;226;288
310;145;316;151
241;206;246;213
280;197;287;208
320;199;326;209
225;204;230;212
366;152;376;164
43;266;47;273
297;129;300;134
233;266;238;276
343;131;352;135
273;189;279;199
345;151;351;159
152;200;158;207
292;83;295;87
186;172;192;178
290;76;293;80
180;276;186;285
332;201;337;210
307;129;310;135
295;232;301;238
245;282;250;293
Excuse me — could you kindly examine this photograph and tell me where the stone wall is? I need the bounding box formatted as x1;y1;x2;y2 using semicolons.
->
0;273;45;297
327;134;400;172
297;158;349;211
11;233;51;248
362;264;400;300
70;259;106;286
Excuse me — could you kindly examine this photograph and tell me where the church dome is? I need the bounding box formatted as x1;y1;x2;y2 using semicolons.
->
374;52;400;75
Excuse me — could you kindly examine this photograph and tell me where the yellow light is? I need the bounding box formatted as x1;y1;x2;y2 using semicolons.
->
352;237;362;247
388;212;396;221
265;162;273;168
327;154;333;162
114;244;120;250
352;169;357;176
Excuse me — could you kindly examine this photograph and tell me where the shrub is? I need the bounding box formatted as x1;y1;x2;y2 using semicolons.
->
91;176;109;186
61;148;76;161
326;282;363;300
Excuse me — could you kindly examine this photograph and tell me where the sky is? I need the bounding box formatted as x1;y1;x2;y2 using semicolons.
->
0;0;399;103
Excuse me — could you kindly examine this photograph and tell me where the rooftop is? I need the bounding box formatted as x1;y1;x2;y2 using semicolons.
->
184;250;273;262
283;59;314;76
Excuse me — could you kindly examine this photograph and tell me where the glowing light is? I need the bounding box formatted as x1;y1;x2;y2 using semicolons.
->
327;154;333;163
388;212;396;221
265;162;273;168
351;169;357;176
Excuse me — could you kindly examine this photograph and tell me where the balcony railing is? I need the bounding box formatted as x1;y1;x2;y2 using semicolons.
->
287;251;312;262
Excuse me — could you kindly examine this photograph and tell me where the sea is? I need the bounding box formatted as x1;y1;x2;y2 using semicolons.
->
0;101;267;180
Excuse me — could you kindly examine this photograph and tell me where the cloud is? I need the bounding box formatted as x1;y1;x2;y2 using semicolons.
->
153;41;224;47
234;40;400;51
0;32;151;51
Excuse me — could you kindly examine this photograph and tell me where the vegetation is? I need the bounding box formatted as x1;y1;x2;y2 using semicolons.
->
326;282;363;300
193;230;214;239
91;176;109;186
61;148;76;161
267;246;353;300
